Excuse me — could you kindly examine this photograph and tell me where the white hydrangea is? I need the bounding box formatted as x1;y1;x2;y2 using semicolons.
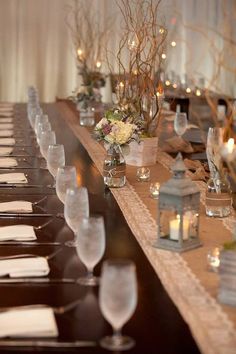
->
104;120;136;145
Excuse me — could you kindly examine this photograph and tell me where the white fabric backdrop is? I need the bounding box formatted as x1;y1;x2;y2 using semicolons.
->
0;0;235;102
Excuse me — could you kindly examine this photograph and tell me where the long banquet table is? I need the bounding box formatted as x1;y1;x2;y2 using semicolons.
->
0;101;235;354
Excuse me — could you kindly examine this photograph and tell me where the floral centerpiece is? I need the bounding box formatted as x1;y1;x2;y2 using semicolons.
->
94;109;140;188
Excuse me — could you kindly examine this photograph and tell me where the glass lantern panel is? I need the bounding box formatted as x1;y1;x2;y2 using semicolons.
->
159;209;199;241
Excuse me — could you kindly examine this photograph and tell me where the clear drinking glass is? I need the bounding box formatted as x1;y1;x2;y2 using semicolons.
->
56;166;77;204
64;186;89;247
75;216;105;286
47;144;65;180
99;260;138;351
36;121;51;144
174;112;188;137
39;130;56;158
34;114;49;133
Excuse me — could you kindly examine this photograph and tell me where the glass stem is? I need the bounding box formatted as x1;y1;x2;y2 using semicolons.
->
113;327;122;344
87;268;94;279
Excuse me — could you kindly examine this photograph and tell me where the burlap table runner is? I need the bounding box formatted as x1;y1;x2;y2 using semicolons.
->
57;101;236;354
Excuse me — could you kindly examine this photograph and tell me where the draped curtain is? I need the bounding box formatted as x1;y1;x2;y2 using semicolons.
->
0;0;235;102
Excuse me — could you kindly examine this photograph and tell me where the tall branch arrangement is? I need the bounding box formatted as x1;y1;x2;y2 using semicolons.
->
66;0;111;89
115;0;167;136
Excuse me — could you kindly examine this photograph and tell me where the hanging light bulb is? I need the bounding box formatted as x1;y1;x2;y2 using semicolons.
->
165;80;171;86
161;53;167;59
171;41;176;47
159;27;165;34
96;61;102;69
77;48;83;60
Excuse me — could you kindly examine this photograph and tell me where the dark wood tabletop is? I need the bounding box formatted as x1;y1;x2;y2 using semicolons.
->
0;103;201;354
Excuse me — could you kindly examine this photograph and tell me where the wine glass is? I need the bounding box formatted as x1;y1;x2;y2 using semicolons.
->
56;166;77;204
174;112;188;137
34;114;49;133
64;186;89;247
99;259;138;351
36;121;51;144
39;130;56;159
75;216;105;286
47;144;65;183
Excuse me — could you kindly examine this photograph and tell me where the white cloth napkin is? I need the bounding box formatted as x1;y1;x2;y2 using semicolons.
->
0;130;13;137
0;118;13;123
0;225;36;241
0;173;27;184
0;257;49;277
0;124;14;130
0;138;15;146
0;112;13;118
0;158;18;167
0;201;32;213
0;307;58;338
0;147;13;156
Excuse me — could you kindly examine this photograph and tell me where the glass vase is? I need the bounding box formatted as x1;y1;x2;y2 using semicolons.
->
103;144;126;188
205;173;232;217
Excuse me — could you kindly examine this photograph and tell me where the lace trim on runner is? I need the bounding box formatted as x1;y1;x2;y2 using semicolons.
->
58;102;236;354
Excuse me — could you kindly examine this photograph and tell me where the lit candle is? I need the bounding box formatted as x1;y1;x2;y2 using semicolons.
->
136;167;150;182
207;247;220;272
169;215;189;240
150;182;160;198
196;89;201;96
221;138;235;159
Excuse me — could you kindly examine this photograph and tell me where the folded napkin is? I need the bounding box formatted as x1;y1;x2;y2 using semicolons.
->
0;158;18;167
0;118;13;123
0;225;36;241
163;136;194;153
0;257;49;278
0;138;15;146
0;173;27;184
0;130;13;137
0;112;13;118
0;147;13;156
0;201;32;213
184;158;209;181
0;307;58;338
0;124;14;130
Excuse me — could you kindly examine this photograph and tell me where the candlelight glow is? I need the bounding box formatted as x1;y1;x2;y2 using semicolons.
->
173;83;177;89
96;61;102;69
161;53;167;59
196;89;201;96
186;87;191;93
171;41;176;47
165;80;170;86
227;138;235;154
77;48;83;58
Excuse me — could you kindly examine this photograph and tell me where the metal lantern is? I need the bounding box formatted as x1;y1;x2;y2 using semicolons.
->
154;153;201;252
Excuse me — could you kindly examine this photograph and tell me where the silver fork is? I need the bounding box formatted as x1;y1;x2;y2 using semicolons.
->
0;248;63;261
0;298;83;315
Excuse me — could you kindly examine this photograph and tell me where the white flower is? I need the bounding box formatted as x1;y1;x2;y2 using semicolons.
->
104;120;136;145
95;117;109;130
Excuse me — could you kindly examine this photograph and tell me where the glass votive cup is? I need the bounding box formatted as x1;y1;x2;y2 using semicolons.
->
136;167;150;182
207;247;221;272
150;182;160;199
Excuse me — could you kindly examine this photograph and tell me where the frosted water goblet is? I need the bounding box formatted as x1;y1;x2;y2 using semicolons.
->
75;216;105;286
56;166;77;204
64;186;89;247
99;259;138;351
